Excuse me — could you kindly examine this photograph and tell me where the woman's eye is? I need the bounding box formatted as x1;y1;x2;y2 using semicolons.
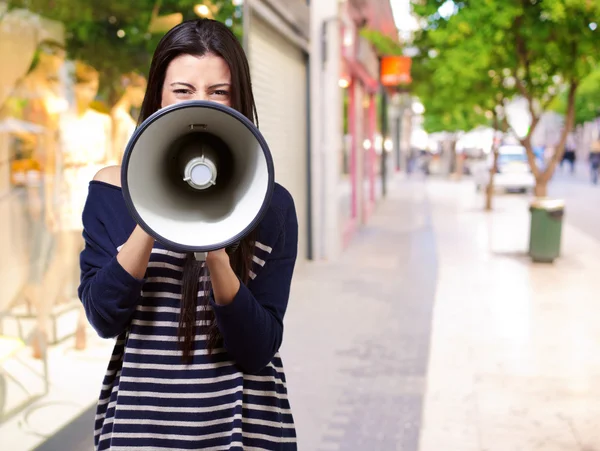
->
213;90;229;97
174;89;192;95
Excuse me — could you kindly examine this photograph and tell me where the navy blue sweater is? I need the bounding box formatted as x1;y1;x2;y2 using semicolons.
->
78;180;298;450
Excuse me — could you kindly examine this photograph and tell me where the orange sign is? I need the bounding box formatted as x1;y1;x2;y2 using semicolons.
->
381;56;412;86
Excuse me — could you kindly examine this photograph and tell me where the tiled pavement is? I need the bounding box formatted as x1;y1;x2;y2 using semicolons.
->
282;176;437;451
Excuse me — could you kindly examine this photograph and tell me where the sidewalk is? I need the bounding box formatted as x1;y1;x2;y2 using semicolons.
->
419;178;600;451
283;176;438;451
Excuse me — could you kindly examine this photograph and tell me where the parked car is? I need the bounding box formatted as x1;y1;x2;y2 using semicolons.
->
473;144;535;193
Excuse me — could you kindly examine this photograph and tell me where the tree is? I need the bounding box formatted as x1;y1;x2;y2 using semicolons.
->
411;0;600;197
6;0;243;107
551;67;600;126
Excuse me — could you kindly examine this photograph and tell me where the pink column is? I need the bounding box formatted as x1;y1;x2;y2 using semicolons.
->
342;78;358;249
369;93;377;204
349;80;357;220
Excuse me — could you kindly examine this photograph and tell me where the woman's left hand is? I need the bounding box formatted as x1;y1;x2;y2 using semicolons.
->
206;248;240;306
205;248;229;265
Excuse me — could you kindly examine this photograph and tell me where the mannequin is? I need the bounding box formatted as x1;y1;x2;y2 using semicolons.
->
0;40;68;359
41;61;112;354
110;72;146;163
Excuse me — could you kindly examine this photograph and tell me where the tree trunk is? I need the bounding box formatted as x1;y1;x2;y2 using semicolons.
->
485;114;501;211
448;139;458;178
484;152;497;210
538;81;578;189
454;151;464;180
534;181;548;197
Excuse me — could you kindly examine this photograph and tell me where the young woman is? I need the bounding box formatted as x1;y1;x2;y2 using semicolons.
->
79;19;298;450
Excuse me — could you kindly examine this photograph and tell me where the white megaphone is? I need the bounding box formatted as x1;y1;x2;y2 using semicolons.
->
121;100;275;259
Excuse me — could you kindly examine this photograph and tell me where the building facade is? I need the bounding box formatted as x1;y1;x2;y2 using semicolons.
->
310;0;398;261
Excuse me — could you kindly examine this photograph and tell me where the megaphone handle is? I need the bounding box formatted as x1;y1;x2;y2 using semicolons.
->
194;252;207;262
226;242;240;255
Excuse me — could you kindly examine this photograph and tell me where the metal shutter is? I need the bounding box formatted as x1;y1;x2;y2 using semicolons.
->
248;16;308;261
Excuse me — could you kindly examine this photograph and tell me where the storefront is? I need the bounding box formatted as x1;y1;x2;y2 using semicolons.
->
0;1;256;434
339;4;381;247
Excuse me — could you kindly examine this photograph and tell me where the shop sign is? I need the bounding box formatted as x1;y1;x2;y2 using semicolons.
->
381;56;412;86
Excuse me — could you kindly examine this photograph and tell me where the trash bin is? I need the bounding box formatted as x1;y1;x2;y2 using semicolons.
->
528;199;565;263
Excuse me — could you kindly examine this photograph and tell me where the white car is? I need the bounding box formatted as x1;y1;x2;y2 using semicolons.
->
473;145;535;193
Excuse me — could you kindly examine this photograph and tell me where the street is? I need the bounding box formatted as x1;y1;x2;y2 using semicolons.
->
550;165;600;242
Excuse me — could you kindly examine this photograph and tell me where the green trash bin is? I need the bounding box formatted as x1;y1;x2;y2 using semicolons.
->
528;198;565;263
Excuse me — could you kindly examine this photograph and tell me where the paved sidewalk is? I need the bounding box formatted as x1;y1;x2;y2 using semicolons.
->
419;179;600;451
283;177;438;451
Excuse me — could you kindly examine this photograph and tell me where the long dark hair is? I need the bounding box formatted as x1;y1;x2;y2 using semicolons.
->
138;19;258;362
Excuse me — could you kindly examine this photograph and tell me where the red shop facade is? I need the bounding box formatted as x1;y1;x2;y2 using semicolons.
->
339;4;382;249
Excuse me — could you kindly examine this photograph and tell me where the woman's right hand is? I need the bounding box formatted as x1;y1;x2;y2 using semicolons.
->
116;225;155;279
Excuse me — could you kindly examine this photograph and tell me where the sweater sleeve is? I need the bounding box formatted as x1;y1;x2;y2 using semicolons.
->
210;197;298;374
78;191;146;339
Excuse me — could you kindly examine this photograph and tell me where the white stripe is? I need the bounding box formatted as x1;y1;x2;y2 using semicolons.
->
152;248;187;258
147;261;183;271
141;291;209;299
242;417;296;429
125;347;225;357
101;370;122;390
243;374;287;388
146;276;211;285
96;399;242;424
252;255;266;266
123;360;234;371
102;427;243;442
114;400;242;414
135;305;210;314
97;399;292;416
249;270;257;279
118;386;242;399
113;413;242;428
131;319;211;327
243;388;288;400
119;372;242;386
255;241;272;253
128;332;209;342
241;403;292;415
243;431;296;443
146;276;182;285
108;444;244;451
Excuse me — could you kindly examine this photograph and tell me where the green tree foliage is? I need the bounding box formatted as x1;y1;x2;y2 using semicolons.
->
411;0;600;196
359;29;403;56
551;67;600;126
6;0;242;105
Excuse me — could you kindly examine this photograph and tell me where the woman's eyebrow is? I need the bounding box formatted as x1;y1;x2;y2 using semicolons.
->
170;82;195;89
208;83;231;89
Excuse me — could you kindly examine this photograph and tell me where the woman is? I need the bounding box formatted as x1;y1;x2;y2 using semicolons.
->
79;19;298;450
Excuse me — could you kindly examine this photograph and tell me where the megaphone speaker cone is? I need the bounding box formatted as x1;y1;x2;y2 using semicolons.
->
121;100;275;253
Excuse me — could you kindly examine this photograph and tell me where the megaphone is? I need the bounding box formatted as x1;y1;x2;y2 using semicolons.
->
121;100;275;258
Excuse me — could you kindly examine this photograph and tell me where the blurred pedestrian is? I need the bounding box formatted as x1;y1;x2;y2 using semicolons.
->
590;140;600;185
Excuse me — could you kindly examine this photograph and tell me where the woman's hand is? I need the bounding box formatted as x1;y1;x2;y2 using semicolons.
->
116;225;155;279
206;248;240;306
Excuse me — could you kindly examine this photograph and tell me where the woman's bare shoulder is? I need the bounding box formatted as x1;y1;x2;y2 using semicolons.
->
93;166;121;187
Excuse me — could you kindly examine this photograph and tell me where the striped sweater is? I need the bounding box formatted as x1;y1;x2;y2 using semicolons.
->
78;181;298;450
